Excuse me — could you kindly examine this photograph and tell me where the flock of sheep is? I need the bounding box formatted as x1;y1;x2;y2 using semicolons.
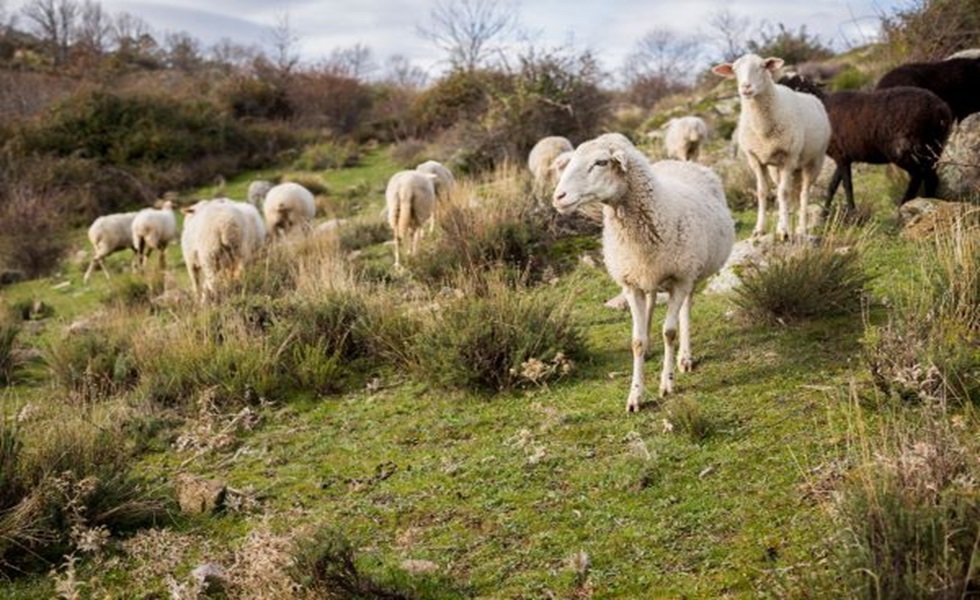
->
81;51;980;412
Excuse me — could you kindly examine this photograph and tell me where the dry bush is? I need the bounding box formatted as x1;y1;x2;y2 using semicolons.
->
0;184;71;277
835;396;980;598
863;226;980;405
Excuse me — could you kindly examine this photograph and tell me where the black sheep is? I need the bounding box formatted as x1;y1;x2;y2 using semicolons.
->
779;74;953;210
876;57;980;121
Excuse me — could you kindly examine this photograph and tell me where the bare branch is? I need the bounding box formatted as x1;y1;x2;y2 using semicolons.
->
417;0;518;71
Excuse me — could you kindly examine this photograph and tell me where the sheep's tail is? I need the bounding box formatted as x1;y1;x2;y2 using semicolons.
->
397;192;413;238
201;216;243;284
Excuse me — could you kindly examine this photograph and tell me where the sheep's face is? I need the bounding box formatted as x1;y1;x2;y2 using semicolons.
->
552;144;628;214
712;54;783;100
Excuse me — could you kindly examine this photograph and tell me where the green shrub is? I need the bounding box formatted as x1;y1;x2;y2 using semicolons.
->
292;140;360;171
101;273;157;308
664;397;715;443
400;275;584;392
291;528;465;599
45;326;138;402
829;66;872;92
734;242;871;324
0;404;167;577
0;317;19;385
135;290;376;407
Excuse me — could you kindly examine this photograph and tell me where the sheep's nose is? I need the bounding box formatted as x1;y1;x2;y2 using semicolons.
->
554;191;567;202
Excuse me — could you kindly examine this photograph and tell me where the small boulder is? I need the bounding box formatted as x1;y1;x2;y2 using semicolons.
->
175;473;226;515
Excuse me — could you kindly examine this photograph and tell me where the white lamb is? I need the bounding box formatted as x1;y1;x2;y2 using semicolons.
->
663;116;709;162
263;182;315;238
247;180;273;208
552;133;735;413
83;211;139;283
132;200;178;272
180;198;266;303
385;170;437;269
528;135;574;200
712;54;831;240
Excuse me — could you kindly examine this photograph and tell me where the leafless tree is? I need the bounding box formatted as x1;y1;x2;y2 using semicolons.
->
327;43;376;79
111;11;151;53
417;0;518;71
74;0;110;55
384;54;428;89
208;37;259;72
707;8;752;62
165;30;201;71
623;28;703;88
267;11;300;75
21;0;79;65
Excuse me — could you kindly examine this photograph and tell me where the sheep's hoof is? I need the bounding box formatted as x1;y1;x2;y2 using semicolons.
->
659;375;674;397
678;356;693;373
626;390;643;413
776;230;790;243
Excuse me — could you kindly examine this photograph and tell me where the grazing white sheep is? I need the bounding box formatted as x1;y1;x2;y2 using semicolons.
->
263;182;315;238
83;211;139;283
385;170;437;269
528;136;574;200
416;160;455;232
180;198;266;303
415;160;454;201
132;200;178;271
552;133;735;412
663;116;709;162
247;180;273;208
712;54;831;240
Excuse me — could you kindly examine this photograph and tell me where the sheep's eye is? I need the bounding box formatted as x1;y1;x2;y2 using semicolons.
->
594;159;609;167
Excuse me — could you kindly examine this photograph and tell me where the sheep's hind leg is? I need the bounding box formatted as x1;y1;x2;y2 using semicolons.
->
676;292;693;373
624;287;650;413
797;167;813;237
660;285;690;396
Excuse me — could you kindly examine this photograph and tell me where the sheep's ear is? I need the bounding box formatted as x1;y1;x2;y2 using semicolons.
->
711;63;734;78
611;149;628;173
551;153;571;173
764;57;784;72
181;205;196;216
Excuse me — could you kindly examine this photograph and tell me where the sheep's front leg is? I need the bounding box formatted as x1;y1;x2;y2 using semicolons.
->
775;168;794;242
624;286;650;413
158;244;167;271
660;286;690;396
746;156;769;237
677;292;693;373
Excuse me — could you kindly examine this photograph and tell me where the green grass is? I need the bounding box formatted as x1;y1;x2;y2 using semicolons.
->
0;140;975;597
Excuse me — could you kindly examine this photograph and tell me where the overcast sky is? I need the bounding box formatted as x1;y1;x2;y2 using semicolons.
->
15;0;902;77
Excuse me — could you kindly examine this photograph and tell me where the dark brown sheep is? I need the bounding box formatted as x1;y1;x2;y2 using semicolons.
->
780;75;953;210
875;57;980;122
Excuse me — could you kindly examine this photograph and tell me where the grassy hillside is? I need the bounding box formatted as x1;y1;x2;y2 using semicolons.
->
1;129;978;599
